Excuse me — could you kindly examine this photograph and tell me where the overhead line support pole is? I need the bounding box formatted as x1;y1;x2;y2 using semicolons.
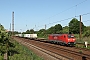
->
10;23;11;31
45;24;46;36
80;15;82;40
12;12;14;36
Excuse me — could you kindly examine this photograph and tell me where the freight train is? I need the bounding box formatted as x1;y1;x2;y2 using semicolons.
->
15;34;76;46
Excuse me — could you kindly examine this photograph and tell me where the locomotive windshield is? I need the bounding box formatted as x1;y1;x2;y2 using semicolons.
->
68;34;74;38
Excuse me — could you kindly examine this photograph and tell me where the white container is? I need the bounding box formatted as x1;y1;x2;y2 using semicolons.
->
30;34;37;39
24;34;31;38
18;34;22;37
15;34;19;36
23;34;37;39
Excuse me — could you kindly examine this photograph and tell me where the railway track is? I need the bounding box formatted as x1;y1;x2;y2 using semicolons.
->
13;37;71;60
41;43;90;59
24;42;71;60
28;40;90;60
13;37;90;60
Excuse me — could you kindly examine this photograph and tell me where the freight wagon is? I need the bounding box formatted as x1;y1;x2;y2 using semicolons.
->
24;34;37;39
15;34;37;39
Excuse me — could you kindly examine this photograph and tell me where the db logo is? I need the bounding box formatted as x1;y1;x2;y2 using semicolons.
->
54;36;57;39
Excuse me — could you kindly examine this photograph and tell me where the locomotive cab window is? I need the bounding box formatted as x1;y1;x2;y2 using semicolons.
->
68;35;74;38
64;36;66;38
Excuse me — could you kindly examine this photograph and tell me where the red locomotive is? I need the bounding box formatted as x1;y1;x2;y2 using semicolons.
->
48;34;76;46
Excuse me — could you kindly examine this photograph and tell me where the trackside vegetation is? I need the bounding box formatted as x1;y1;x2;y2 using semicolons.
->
0;24;43;60
9;39;43;60
0;24;10;59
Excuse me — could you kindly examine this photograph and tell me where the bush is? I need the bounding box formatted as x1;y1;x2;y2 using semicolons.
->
83;30;90;37
9;40;43;60
0;56;3;60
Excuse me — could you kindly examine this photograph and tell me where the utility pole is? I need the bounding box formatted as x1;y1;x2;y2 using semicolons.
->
45;24;46;37
80;15;82;40
45;24;46;30
12;11;14;36
10;23;11;31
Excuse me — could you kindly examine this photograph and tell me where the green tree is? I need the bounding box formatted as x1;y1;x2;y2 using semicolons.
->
62;26;69;34
54;24;62;33
30;29;34;34
0;24;11;60
37;29;46;37
83;26;90;37
84;26;90;32
47;26;55;34
0;24;22;60
13;31;21;35
23;29;35;34
69;18;85;34
26;30;30;34
83;30;90;37
47;24;62;34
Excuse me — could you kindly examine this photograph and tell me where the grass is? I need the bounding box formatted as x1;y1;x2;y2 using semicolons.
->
74;34;90;44
75;44;90;49
9;40;44;60
78;50;83;54
0;56;3;60
75;34;90;49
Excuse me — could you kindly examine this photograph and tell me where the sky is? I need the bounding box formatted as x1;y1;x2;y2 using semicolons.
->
0;0;90;32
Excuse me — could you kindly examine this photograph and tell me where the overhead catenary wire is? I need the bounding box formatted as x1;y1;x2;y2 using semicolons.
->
83;19;90;26
36;16;76;29
83;19;90;22
38;0;87;23
47;12;90;25
81;13;90;16
35;12;90;29
75;5;77;17
35;0;88;29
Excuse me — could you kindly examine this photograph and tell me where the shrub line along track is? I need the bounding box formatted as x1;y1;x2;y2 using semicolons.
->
77;43;90;46
13;37;90;60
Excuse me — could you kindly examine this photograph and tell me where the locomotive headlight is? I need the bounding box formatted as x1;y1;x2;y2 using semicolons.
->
68;39;70;42
68;39;70;40
73;39;75;40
